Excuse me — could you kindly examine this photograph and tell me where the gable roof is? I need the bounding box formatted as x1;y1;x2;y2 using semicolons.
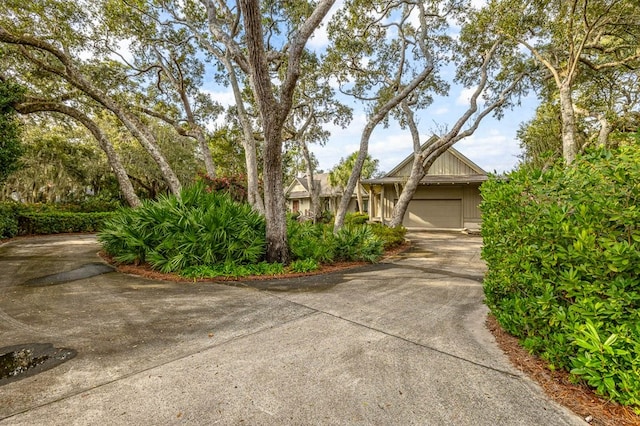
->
385;136;486;177
285;173;366;199
362;136;487;185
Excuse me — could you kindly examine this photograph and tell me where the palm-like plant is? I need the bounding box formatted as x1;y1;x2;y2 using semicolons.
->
99;182;266;272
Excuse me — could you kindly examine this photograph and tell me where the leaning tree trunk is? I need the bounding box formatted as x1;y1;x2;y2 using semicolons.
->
559;83;578;165
389;157;425;227
16;101;142;207
0;29;183;196
224;53;264;213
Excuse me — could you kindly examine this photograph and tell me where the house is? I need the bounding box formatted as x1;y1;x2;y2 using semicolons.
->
360;145;487;231
284;173;368;217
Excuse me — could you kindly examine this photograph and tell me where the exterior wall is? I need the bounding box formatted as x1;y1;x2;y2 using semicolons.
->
391;151;479;177
463;185;483;230
368;183;483;230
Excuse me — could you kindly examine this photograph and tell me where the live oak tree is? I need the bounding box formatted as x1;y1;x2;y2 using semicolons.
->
0;79;24;185
100;0;222;178
476;0;640;164
388;38;526;227
519;68;640;169
284;51;352;222
238;0;336;262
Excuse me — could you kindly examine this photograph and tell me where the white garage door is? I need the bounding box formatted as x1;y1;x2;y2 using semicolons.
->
403;199;462;228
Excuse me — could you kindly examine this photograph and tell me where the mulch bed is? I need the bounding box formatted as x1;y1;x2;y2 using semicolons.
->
99;241;412;283
486;315;640;425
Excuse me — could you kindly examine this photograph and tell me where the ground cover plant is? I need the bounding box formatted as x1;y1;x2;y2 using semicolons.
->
481;146;640;410
99;183;394;279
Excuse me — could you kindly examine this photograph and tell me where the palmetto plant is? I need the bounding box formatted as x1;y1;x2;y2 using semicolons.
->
99;182;266;272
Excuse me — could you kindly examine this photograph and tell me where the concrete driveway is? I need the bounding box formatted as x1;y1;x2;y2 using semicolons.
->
0;232;583;425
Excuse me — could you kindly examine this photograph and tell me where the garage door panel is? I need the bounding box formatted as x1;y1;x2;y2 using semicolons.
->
403;199;462;228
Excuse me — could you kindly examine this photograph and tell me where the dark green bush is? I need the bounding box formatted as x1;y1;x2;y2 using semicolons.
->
98;183;266;273
0;202;22;238
287;220;385;263
481;146;640;409
370;223;407;249
344;212;369;225
18;211;114;235
181;261;284;279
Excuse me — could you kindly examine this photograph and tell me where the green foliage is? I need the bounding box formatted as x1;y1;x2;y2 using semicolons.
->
0;200;118;238
181;261;284;279
370;224;407;250
328;152;379;188
0;80;25;185
287;220;336;263
333;225;384;263
0;202;22;238
98;182;266;272
481;146;640;408
344;212;369;225
289;258;319;273
18;211;114;235
287;220;385;263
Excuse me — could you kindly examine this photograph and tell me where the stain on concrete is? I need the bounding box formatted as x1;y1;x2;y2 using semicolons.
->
22;263;114;287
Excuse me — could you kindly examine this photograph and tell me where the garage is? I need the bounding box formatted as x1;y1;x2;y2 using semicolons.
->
402;199;462;228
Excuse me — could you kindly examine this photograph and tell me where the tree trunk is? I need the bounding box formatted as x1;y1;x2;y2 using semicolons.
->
240;0;289;263
333;67;435;232
224;53;264;213
559;83;578;164
334;126;375;230
389;158;424;227
197;132;217;177
300;139;319;222
597;113;612;147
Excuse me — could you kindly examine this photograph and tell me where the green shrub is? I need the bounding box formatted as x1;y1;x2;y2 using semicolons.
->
344;212;369;225
0;202;22;239
370;223;407;249
334;225;384;263
289;258;319;273
17;211;114;235
481;146;640;409
98;182;266;273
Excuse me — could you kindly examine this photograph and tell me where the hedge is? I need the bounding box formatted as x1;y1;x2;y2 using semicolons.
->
0;202;115;239
481;146;640;409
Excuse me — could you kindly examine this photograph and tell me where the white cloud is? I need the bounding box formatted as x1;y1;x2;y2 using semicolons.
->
308;0;345;49
456;87;477;106
455;127;521;172
109;38;134;64
203;89;236;108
